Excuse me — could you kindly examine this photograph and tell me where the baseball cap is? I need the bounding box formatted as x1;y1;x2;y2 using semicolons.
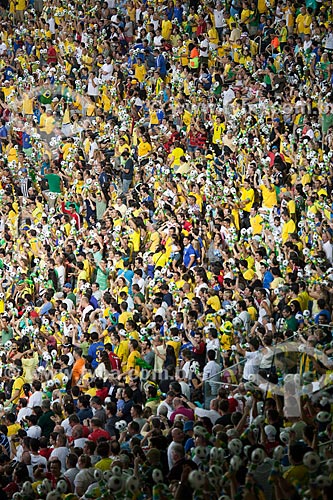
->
64;283;72;288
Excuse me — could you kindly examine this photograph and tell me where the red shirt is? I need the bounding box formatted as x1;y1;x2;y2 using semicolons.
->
170;406;194;423
47;46;57;64
88;428;111;442
96;387;109;402
193;341;205;355
40;447;52;460
61;202;81;229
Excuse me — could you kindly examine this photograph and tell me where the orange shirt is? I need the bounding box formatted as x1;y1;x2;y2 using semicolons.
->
72;358;85;385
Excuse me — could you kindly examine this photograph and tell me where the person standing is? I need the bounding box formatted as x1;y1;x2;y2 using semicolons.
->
71;347;85;387
121;151;134;194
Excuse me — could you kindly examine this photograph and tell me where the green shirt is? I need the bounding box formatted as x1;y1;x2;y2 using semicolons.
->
285;315;298;332
1;327;13;346
67;292;76;306
37;410;55;439
45;173;62;193
96;266;110;291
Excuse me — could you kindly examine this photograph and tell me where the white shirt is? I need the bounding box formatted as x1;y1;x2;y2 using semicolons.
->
27;425;42;439
87;77;99;96
167;441;179;469
82;304;94;321
61;417;72;437
0;42;7;55
206;338;220;353
153;35;163;47
199;39;209;57
63;467;79;489
203;360;220;394
74;437;87;448
243;350;262;381
323;32;333;50
132;276;145;294
239;310;251;333
100;62;113;82
157;401;174;419
323;240;333;264
28;391;43;408
55;265;66;287
223;88;235;106
63;298;74;312
214;9;224;28
74;468;96;495
195;408;220;424
50;446;70;472
17;407;32;423
155;305;167;319
181;360;191;381
303;39;312;51
30;453;47;471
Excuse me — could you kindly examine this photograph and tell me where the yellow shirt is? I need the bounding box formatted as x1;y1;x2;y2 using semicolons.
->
153;251;168;267
208;27;219;45
148;231;160;252
283;465;309;488
296;13;306;34
303;14;312;35
7;423;22;437
260;184;277;208
250;214;263;235
240;187;255;212
247;306;258;321
22;95;34;115
134;63;146;83
168;147;185;167
128;228;140;252
213;122;225;144
282;219;296;243
16;0;26;10
178;45;189;66
114;339;129;365
118;311;132;326
42;115;55;134
206;295;221;311
138;141;152;158
243;268;256;281
161;19;172;40
125;350;141;377
288;199;296;215
11;375;26;404
167;340;181;361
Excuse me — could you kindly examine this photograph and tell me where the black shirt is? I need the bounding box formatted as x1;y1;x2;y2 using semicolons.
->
215;413;232;427
122;158;134;180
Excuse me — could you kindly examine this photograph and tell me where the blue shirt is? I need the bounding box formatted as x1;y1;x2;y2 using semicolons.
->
77;407;93;424
155;54;167;77
88;341;105;369
22;132;32;149
39;301;52;316
0;126;8;138
183;244;196;268
263;270;274;289
89;296;99;310
173;6;183;23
